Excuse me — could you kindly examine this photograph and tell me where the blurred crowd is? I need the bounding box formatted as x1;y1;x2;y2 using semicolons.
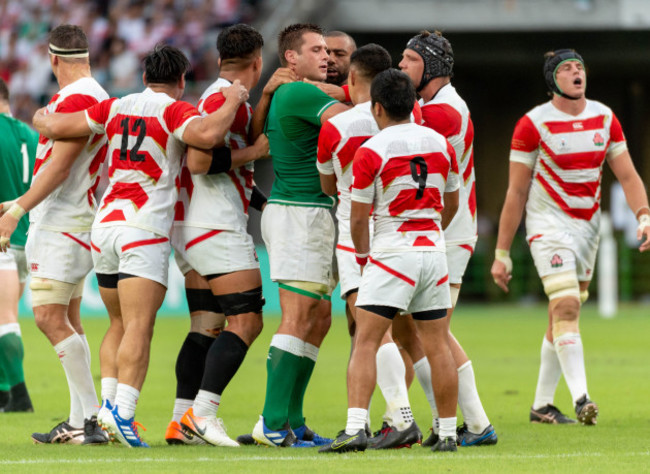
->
0;0;260;123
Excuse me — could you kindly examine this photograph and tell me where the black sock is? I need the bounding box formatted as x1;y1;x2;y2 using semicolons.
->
175;333;214;399
5;382;32;411
200;331;249;395
0;390;9;408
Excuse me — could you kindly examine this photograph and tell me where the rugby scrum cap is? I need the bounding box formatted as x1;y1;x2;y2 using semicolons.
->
543;49;584;99
406;32;454;91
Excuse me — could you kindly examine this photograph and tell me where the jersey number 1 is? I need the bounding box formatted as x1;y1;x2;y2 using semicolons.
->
119;117;147;162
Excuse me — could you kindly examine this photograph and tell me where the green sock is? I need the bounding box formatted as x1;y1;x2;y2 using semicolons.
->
262;345;303;430
288;356;316;429
0;333;25;386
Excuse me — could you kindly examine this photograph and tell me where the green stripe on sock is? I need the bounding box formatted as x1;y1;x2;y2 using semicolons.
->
288;356;316;429
278;283;321;300
262;346;303;430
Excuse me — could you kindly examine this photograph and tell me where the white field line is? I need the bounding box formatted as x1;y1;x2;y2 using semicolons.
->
1;451;649;465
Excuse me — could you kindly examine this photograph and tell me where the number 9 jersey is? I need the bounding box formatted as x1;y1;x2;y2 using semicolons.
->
85;88;200;236
351;122;459;252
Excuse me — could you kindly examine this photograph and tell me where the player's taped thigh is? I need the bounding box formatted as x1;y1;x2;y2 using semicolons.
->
30;277;77;306
215;286;265;316
580;290;589;304
187;288;225;337
70;278;85;300
278;280;329;300
186;288;222;314
542;270;580;301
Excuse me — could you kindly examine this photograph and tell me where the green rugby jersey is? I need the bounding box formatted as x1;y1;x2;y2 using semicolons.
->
0;113;37;248
266;82;338;208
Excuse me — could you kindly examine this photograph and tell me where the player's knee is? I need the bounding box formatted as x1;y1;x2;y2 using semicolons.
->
30;278;77;307
552;318;579;339
542;271;580;302
216;286;265;317
189;311;225;338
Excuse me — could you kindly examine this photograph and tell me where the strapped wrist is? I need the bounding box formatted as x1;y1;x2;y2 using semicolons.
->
7;202;26;220
355;251;369;266
208;146;232;174
494;248;513;273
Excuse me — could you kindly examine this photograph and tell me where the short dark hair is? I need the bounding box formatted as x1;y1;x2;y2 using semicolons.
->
371;69;416;121
324;30;357;49
278;23;323;66
142;44;191;85
0;78;8;102
350;43;391;81
217;23;264;62
48;24;89;63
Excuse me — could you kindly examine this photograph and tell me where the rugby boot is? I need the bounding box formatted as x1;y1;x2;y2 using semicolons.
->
530;404;577;424
31;420;84;444
456;422;498;446
575;395;598;425
318;429;367;453
368;421;422;449
431;436;457;452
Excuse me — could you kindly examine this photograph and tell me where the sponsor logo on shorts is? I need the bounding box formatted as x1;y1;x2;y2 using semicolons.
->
550;254;563;268
593;132;604;147
31;263;39;271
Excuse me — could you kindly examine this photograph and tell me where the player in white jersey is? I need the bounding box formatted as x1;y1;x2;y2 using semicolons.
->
320;69;460;454
167;24;292;448
398;30;496;447
33;44;249;447
491;49;650;426
0;25;109;445
317;44;423;449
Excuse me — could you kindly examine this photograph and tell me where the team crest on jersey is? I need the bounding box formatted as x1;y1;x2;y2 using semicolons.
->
31;263;39;272
593;132;604;147
550;254;563;268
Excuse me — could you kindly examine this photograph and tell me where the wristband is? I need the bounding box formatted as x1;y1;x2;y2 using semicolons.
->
7;202;26;220
208;146;232;175
494;248;513;274
355;252;369;266
638;213;650;233
249;186;267;212
635;206;650;219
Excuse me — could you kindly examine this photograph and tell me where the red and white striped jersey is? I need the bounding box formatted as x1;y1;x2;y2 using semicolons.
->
421;83;476;244
30;77;108;232
85;88;200;236
351;122;459;252
317;101;378;225
510;99;627;236
174;77;254;232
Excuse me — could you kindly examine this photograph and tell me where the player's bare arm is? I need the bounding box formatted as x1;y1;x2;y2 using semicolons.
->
250;68;296;141
441;189;459;230
319;172;337;196
0;138;86;251
607;149;650;251
187;133;269;175
33;108;92;140
183;80;248;149
320;102;350;125
350;200;372;264
491;161;533;292
303;79;347;102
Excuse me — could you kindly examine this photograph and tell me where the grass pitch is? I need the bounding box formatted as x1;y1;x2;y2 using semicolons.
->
1;303;649;472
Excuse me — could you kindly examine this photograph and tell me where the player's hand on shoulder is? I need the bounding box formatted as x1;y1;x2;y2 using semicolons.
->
223;79;249;104
263;68;296;95
32;107;49;134
303;79;346;102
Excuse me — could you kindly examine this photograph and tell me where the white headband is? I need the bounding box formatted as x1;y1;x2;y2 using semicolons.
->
49;43;89;58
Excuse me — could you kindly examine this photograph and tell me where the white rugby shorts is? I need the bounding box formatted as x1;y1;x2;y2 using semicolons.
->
25;229;92;284
0;248;28;283
446;240;476;285
171;226;259;276
335;241;361;298
261;203;335;286
356;251;451;313
91;226;171;287
528;231;598;281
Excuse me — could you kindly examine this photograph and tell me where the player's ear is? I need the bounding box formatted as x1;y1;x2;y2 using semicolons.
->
141;72;147;87
285;49;297;66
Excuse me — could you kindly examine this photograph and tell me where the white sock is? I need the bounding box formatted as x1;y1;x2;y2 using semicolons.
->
115;383;140;420
79;333;91;368
376;342;412;431
101;377;118;405
439;417;457;440
533;337;562;410
54;333;99;425
457;361;490;433
554;332;589;404
345;407;368;436
193;389;221;418
413;356;439;433
172;398;193;423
